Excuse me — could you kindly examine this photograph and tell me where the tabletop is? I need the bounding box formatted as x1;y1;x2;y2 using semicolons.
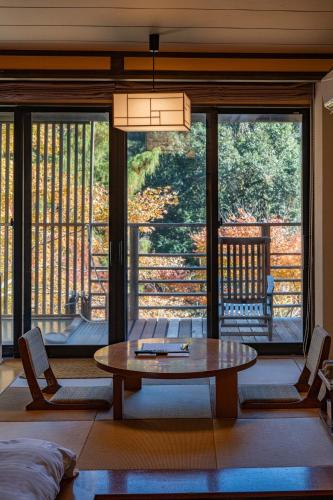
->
95;338;257;379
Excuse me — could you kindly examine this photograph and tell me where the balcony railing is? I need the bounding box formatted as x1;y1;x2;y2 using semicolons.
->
128;221;302;320
0;220;302;321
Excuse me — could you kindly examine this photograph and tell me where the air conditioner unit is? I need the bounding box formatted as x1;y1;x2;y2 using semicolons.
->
322;69;333;112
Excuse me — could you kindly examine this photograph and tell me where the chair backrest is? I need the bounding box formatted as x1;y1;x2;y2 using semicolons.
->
220;236;270;303
19;327;50;378
305;325;331;386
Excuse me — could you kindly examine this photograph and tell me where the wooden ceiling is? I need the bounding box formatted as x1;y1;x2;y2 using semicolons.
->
1;0;333;54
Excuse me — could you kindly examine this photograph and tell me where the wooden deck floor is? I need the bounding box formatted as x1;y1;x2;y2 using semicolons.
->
51;316;302;344
127;317;302;344
2;316;302;345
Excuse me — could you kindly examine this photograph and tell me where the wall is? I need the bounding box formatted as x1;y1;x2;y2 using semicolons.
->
314;82;333;355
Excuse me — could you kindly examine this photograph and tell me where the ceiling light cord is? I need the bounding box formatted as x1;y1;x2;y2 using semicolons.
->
153;48;155;91
149;33;159;92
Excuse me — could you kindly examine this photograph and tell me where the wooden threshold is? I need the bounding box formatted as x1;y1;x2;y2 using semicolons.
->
61;466;333;499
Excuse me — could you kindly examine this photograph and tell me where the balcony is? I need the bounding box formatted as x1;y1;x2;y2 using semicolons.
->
1;220;302;346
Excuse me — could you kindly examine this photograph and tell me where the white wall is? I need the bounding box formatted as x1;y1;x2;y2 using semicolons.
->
314;82;333;355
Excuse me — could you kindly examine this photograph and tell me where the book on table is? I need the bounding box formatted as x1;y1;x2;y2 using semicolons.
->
135;343;190;357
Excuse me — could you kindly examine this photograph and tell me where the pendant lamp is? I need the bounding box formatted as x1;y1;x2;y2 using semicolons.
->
113;34;191;132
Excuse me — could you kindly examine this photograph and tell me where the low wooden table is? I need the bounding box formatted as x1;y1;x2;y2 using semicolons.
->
94;338;257;420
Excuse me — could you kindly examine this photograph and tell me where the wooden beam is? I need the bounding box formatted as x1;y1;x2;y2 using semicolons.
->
0;81;313;105
61;466;333;499
0;69;325;81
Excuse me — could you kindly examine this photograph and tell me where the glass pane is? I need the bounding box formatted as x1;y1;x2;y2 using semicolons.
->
31;112;109;346
0;112;14;346
218;112;303;343
127;113;207;339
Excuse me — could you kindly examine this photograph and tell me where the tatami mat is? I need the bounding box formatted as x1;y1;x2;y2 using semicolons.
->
208;385;319;419
0;387;97;421
78;419;217;470
144;378;210;385
237;359;301;384
1;356;333;477
213;418;333;468
0;421;92;455
11;377;113;389
18;358;111;379
96;384;212;420
0;359;23;395
238;406;320;419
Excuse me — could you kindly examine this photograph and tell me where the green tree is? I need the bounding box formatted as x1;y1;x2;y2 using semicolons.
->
142;120;207;253
138;119;302;254
218;121;301;221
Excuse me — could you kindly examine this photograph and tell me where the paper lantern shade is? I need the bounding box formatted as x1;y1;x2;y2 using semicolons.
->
113;92;191;131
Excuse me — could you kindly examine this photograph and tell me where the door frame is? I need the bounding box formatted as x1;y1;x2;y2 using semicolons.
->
209;106;310;354
11;105;126;357
5;104;309;357
122;106;308;354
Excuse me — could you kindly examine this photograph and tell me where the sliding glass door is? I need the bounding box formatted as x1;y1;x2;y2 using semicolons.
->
126;114;207;340
29;111;110;348
124;109;307;347
0;112;14;348
218;111;305;345
4;106;308;355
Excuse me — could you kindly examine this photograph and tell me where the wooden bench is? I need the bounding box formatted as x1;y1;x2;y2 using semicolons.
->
60;466;333;499
219;237;274;340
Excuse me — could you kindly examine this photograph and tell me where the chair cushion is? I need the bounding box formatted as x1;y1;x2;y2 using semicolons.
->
239;384;301;405
51;385;112;405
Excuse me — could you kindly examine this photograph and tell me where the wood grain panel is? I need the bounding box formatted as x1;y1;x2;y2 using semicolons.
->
0;55;111;70
125;57;333;73
0;81;313;105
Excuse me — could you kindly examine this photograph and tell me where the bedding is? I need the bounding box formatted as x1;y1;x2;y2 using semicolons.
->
0;438;77;500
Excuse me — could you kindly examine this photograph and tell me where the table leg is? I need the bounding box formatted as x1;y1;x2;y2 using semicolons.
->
124;376;142;391
113;374;124;420
215;371;238;418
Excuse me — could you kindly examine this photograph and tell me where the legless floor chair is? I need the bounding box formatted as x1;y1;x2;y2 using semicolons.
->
19;327;112;411
239;326;331;409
